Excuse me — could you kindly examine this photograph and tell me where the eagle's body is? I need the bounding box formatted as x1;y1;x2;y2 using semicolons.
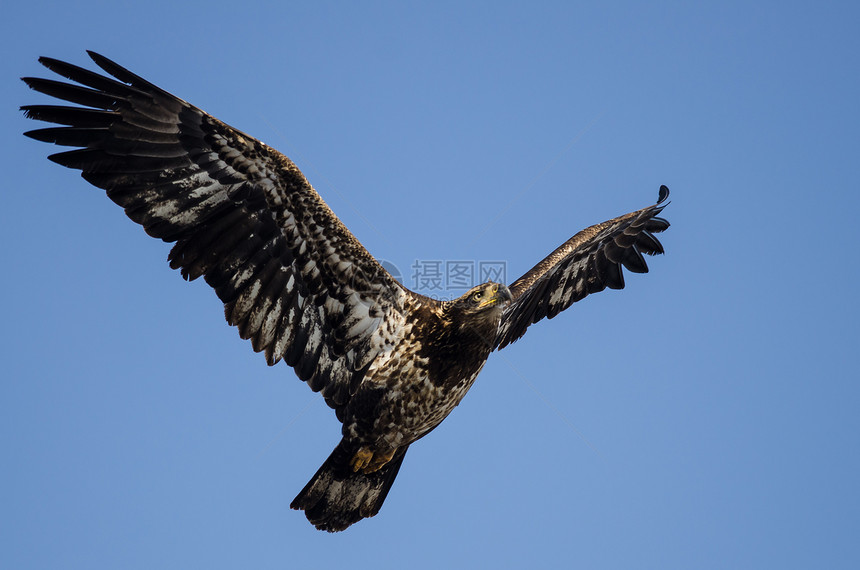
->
22;52;670;532
347;292;504;449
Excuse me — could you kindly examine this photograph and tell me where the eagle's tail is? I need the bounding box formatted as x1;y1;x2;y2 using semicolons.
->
290;440;408;532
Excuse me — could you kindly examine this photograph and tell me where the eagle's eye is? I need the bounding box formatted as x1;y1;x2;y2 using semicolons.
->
472;291;483;303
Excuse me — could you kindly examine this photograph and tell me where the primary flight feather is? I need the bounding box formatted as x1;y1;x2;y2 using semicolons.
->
22;51;670;532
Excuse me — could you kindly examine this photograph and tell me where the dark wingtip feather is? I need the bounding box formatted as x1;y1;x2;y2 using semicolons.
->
36;56;98;84
635;231;665;256
621;245;649;274
37;55;65;70
658;185;670;204
22;76;118;109
22;128;47;142
646;216;670;233
87;50;123;75
87;50;168;96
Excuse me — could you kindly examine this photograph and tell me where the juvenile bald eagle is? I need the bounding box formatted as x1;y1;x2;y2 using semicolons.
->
22;52;670;532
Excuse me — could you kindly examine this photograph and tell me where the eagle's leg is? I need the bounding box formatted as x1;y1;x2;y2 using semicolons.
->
349;446;397;474
349;446;374;472
363;447;397;473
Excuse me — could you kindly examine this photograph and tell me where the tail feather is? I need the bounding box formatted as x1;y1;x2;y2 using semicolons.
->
291;440;408;532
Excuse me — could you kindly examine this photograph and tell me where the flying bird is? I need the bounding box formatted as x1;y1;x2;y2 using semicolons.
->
21;52;670;532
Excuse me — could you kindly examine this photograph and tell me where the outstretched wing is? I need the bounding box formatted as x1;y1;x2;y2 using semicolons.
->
22;51;409;418
495;187;670;350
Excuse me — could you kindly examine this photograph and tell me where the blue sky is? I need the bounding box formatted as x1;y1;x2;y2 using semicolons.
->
2;1;859;568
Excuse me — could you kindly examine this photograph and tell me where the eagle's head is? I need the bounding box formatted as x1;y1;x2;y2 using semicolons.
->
452;282;513;315
442;282;512;341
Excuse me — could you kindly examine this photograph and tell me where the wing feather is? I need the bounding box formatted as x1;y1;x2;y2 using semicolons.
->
495;188;670;349
22;52;412;417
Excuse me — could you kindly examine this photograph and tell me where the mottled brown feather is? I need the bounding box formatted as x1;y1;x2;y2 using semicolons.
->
495;188;669;349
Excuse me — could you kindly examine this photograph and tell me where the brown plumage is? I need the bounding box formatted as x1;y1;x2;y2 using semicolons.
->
22;52;670;532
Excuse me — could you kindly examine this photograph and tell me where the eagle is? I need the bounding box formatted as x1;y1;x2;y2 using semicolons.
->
22;52;670;532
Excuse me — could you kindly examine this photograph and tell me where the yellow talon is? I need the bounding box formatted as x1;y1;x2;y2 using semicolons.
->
350;447;374;472
350;446;398;474
363;448;397;474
